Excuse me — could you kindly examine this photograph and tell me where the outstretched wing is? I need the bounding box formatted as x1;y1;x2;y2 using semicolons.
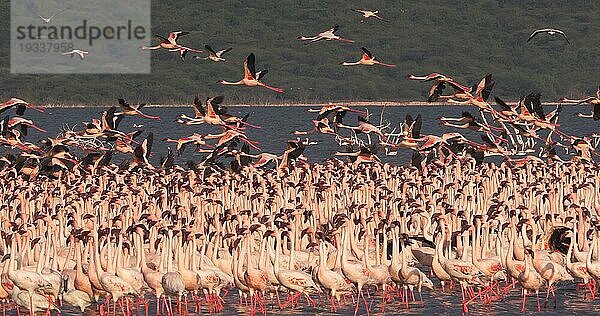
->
193;96;206;117
412;114;422;138
557;30;570;44
154;34;169;43
360;47;373;59
244;53;256;80
217;47;233;56
204;44;216;55
494;96;511;111
527;30;542;42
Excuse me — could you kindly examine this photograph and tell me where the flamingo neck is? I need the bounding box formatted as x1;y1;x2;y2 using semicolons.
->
219;80;243;85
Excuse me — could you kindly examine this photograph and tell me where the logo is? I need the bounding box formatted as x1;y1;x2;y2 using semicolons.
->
11;0;151;74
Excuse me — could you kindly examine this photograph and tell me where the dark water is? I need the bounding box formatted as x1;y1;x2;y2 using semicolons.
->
19;105;600;166
50;283;600;315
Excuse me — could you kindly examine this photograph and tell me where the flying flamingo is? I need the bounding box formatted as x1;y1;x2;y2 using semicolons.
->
334;145;382;167
297;25;355;44
7;117;47;136
62;50;88;59
292;117;337;135
407;73;473;102
193;45;232;62
561;85;600;105
217;53;284;93
447;74;495;112
340;47;396;68
140;31;203;61
117;98;161;120
352;9;389;23
527;28;570;44
28;7;68;23
307;103;367;119
0;98;45;115
163;133;212;155
337;116;388;141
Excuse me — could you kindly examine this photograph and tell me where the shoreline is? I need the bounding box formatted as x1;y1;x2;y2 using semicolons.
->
37;101;572;108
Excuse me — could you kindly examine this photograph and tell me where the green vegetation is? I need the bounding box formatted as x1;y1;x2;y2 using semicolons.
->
1;0;599;105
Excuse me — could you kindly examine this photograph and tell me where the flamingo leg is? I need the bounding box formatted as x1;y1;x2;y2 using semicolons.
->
521;289;527;312
258;83;285;93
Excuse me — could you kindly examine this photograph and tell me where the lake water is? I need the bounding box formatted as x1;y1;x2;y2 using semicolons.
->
20;105;600;166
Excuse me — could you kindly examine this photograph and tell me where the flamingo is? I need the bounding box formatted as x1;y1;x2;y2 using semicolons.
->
217;53;284;93
561;86;600;105
518;249;544;312
307;103;367;119
334;145;382;167
352;9;389;23
62;50;88;59
116;98;161;120
140;31;203;61
293;117;337;135
163;133;212;155
340;47;396;68
564;230;594;297
6;236;54;316
527;28;570;44
297;25;355;44
28;7;68;23
400;242;434;304
241;229;269;311
0;98;45;115
194;45;232;62
337;116;388;141
407;73;473;102
61;275;93;312
315;241;355;311
161;231;187;314
447;74;495;112
91;231;138;315
272;230;321;308
436;220;484;313
7;117;47;136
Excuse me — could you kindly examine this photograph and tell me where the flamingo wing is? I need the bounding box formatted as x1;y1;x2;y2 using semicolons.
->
527;30;542;42
154;34;169;43
255;69;269;81
193;96;206;117
204;44;217;55
360;47;373;60
412;114;422;138
217;47;233;57
118;98;134;111
557;30;570;44
448;80;472;93
244;53;256;80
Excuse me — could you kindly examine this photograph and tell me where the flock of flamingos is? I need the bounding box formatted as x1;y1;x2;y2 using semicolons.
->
1;6;600;316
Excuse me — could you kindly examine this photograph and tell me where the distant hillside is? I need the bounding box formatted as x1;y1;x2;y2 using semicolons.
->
1;0;599;105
